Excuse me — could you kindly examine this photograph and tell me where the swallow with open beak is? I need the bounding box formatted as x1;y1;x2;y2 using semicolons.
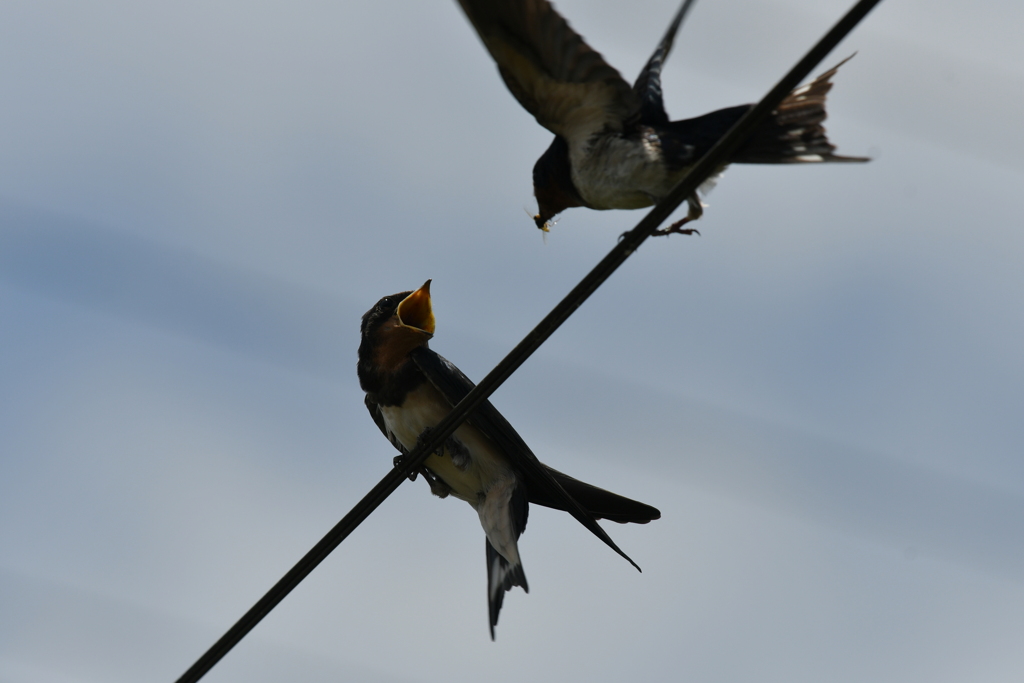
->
456;0;868;233
357;280;660;638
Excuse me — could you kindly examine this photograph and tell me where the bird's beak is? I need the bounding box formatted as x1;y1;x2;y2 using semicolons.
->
397;280;435;335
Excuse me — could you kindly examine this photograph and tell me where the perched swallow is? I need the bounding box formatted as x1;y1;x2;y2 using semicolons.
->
357;280;660;638
456;0;868;232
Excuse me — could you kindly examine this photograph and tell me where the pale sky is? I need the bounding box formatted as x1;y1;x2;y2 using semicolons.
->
2;0;1023;681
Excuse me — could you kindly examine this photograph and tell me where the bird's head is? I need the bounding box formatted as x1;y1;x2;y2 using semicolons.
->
532;136;585;232
358;280;435;389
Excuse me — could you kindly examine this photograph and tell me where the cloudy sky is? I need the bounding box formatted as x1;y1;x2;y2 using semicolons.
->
2;0;1023;681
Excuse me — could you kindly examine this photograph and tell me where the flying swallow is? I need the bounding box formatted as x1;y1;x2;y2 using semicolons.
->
357;280;660;638
456;0;868;232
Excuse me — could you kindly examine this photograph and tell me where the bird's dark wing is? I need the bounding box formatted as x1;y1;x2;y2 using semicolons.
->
409;346;643;571
364;394;408;455
533;466;660;524
456;0;639;145
632;0;697;125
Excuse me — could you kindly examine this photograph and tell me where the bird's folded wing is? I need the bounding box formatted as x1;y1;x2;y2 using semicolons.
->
533;466;660;524
409;346;642;570
456;0;639;143
365;394;409;454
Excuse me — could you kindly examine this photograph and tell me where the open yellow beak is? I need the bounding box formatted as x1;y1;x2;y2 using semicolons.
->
397;280;435;335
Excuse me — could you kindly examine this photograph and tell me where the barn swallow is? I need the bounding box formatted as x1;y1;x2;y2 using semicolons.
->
357;280;660;638
456;0;868;232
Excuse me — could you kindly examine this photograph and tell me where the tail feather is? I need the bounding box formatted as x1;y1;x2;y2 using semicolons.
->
530;466;661;524
737;55;869;164
486;540;527;640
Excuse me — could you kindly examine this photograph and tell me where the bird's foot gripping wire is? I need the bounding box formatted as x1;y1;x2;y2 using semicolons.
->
414;427;446;457
619;219;700;241
392;428;453;499
652;216;700;237
421;469;452;499
392;452;451;498
393;454;419;482
652;192;703;237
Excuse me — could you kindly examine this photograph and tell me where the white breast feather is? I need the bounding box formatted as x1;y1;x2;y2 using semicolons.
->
379;382;522;565
571;134;674;210
379;385;514;504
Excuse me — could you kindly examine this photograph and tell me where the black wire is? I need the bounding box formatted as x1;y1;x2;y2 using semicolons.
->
174;1;881;680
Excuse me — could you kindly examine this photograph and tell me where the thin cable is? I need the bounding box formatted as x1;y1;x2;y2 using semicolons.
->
174;1;880;680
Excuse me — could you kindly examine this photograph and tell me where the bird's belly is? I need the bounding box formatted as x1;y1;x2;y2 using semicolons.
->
571;135;677;210
379;384;511;505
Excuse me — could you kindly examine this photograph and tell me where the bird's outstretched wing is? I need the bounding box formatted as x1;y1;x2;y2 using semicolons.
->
409;346;644;571
632;0;698;125
456;0;639;146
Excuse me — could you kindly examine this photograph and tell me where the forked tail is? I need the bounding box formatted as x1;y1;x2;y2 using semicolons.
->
486;540;528;640
737;55;868;164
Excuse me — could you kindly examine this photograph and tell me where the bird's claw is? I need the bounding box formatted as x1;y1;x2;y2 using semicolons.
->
393;454;418;482
421;468;452;499
653;217;700;237
416;427;447;457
